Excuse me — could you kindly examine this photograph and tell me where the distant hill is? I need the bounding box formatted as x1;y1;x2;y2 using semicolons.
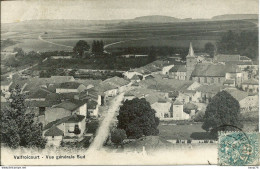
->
2;14;258;32
212;14;258;20
132;15;179;23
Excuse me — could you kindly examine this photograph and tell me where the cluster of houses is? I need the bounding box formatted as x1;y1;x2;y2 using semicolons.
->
1;42;259;146
1;75;131;147
121;43;259;120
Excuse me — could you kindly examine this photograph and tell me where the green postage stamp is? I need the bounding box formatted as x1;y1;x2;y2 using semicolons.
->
218;131;259;166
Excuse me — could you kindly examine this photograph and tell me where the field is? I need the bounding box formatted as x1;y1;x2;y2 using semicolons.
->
158;121;258;140
1;19;257;53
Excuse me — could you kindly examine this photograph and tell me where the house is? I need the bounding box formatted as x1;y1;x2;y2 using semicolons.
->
75;79;102;90
96;83;118;98
224;65;243;87
169;65;187;80
1;80;12;93
172;100;190;120
44;126;64;146
191;63;227;85
48;76;75;84
51;56;72;59
151;98;172;120
223;79;236;87
196;84;227;103
162;65;175;75
45;100;87;124
75;88;102;106
43;114;86;146
87;100;99;117
25;88;51;101
56;82;87;93
144;75;155;80
120;54;148;58
130;74;141;82
124;91;136;101
241;79;259;93
102;76;130;93
224;88;259;112
123;71;143;79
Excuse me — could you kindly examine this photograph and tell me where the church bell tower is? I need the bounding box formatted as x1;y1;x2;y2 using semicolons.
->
186;42;197;80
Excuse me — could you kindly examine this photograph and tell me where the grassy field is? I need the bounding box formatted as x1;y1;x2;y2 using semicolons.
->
1;20;257;52
158;120;258;140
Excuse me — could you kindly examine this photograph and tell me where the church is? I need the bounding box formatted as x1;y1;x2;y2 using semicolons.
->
170;42;245;87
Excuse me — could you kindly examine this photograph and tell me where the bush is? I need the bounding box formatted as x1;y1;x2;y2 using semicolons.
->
111;129;126;145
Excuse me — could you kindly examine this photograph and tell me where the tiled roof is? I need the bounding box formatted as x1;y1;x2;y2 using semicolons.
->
214;54;240;62
59;82;82;89
25;100;57;108
226;61;253;66
240;56;251;61
177;65;187;72
53;100;85;111
103;76;130;87
141;76;194;92
44;126;64;136
173;100;183;105
49;76;75;83
191;63;228;77
196;84;227;93
65;114;85;123
145;75;155;79
224;88;249;101
27;88;51;99
131;74;141;80
242;79;258;85
44;114;85;130
75;79;101;88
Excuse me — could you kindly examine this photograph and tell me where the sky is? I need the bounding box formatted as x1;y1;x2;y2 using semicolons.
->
1;0;259;23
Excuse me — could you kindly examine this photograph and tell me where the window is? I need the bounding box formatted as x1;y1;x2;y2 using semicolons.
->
218;78;221;83
204;77;207;83
52;136;54;140
198;77;200;83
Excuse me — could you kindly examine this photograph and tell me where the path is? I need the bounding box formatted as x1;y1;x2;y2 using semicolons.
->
87;92;125;152
38;35;74;49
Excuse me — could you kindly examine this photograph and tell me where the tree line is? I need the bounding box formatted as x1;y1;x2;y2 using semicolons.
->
203;30;258;60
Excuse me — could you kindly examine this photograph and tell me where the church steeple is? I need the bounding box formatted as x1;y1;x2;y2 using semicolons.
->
187;42;195;57
186;42;197;80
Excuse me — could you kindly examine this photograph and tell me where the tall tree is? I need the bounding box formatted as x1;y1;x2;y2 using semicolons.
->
73;40;90;57
1;86;46;148
117;98;159;139
202;90;242;136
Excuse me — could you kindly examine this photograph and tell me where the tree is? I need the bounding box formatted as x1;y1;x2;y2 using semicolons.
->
202;90;242;136
92;40;104;54
73;40;90;57
13;47;25;58
117;98;159;139
148;46;157;62
111;129;126;147
1;85;46;149
204;42;215;58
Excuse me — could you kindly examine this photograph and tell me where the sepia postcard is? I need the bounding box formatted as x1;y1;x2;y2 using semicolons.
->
0;0;259;166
